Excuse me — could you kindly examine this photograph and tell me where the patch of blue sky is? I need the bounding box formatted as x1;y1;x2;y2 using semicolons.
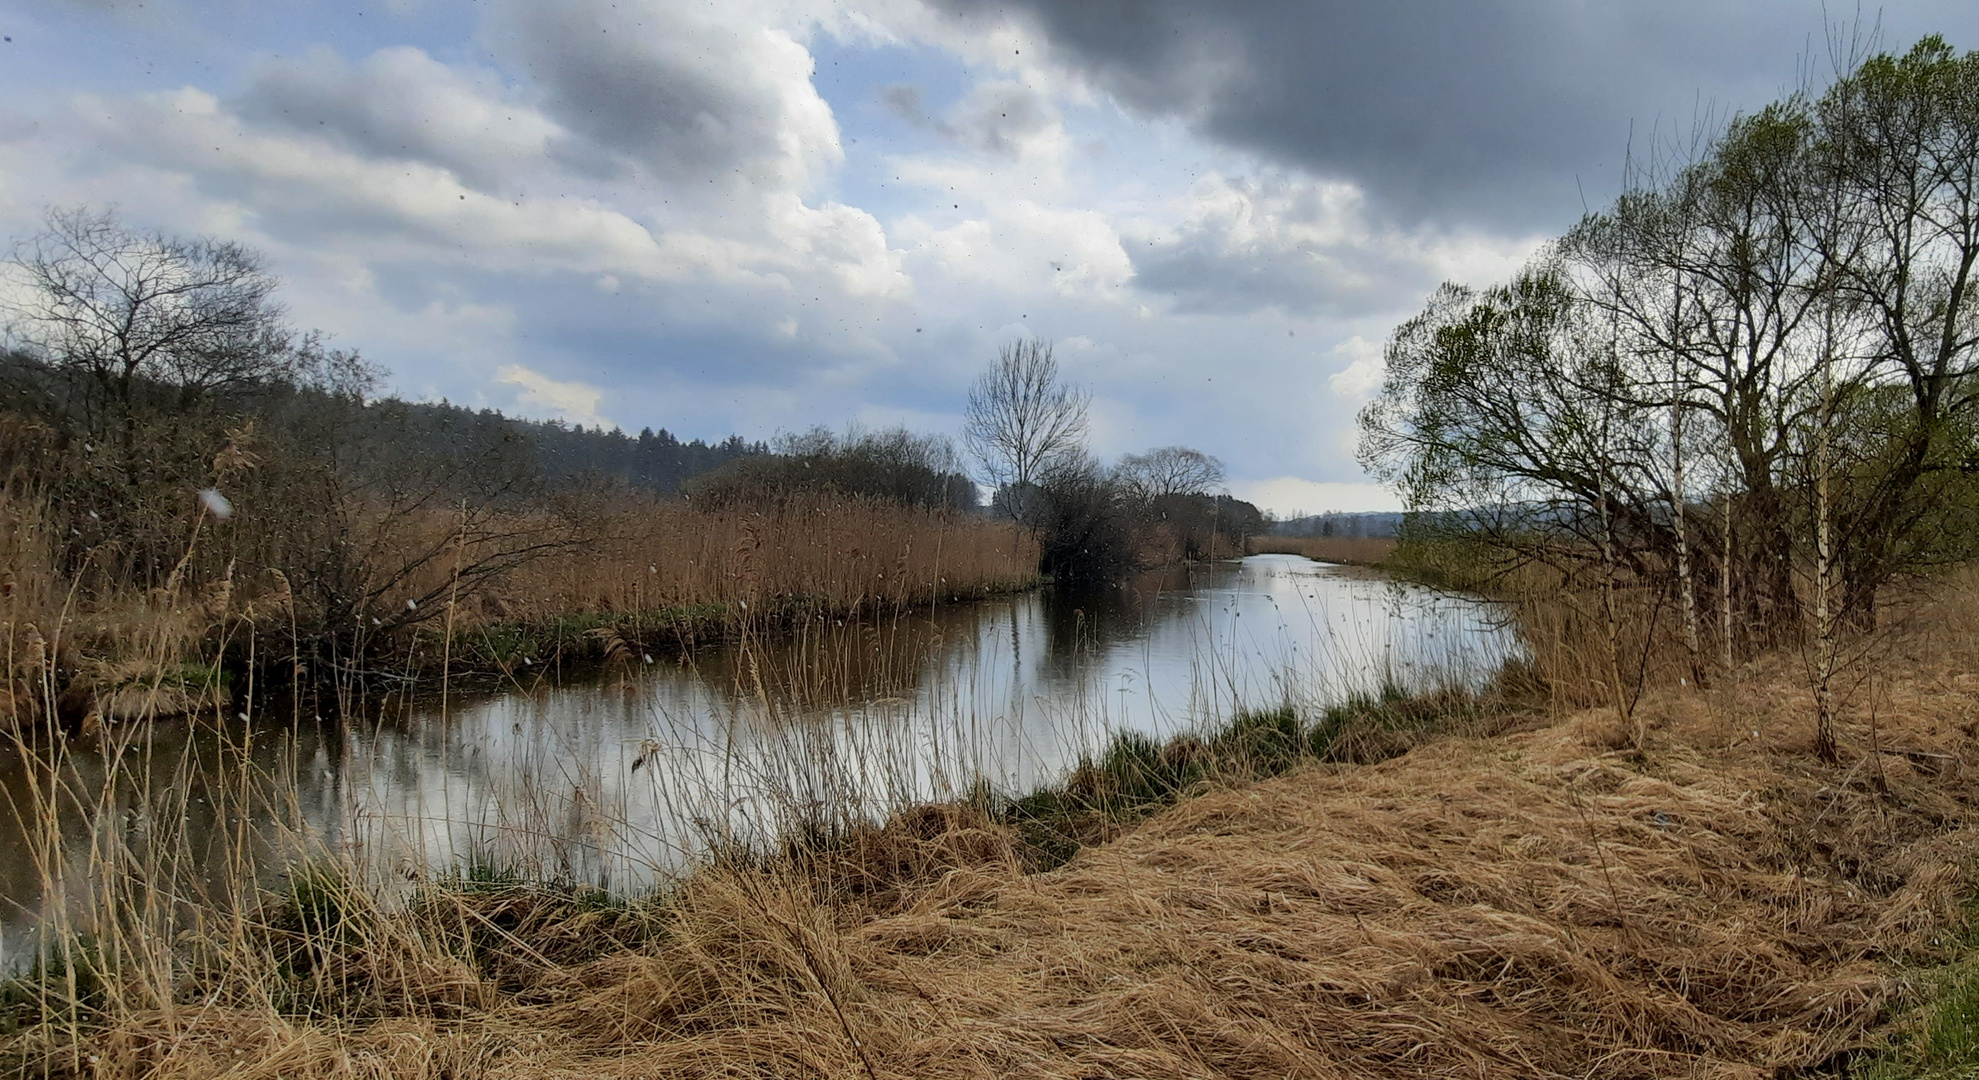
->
4;0;479;102
807;32;973;213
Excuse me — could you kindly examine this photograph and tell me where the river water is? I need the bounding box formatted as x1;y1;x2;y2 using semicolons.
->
0;554;1516;959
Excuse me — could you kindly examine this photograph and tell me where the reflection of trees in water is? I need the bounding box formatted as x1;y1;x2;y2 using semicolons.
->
1036;574;1135;654
660;601;1007;713
0;560;1522;948
1035;563;1216;682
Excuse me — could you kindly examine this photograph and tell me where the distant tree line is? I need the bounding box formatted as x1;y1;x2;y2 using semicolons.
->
0;205;1258;671
683;425;976;512
527;419;764;493
1270;512;1405;540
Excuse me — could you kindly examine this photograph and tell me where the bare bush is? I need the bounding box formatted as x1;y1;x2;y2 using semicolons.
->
1113;445;1225;502
685;425;975;512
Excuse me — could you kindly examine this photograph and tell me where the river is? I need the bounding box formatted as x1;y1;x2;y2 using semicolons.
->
0;554;1516;962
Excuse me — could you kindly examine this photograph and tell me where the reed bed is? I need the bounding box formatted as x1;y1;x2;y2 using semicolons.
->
1373;536;1725;720
0;470;231;731
0;475;1041;714
0;474;57;730
1249;531;1698;718
468;494;1039;626
1246;534;1399;566
410;494;1040;674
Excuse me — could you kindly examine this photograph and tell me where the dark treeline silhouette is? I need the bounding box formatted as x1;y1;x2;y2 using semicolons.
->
683;425;977;512
1014;467;1265;587
526;417;764;493
1270;512;1405;539
0;347;763;592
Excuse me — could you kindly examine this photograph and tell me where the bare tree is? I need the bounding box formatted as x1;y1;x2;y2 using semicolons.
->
1807;37;1979;623
2;207;375;585
1114;445;1226;501
3;207;315;429
962;339;1090;504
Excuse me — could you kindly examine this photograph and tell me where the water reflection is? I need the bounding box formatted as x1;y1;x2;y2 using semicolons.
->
0;555;1516;957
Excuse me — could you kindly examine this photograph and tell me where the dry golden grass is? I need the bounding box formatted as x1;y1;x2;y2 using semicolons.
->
0;483;275;727
1246;534;1399;566
1377;537;1716;716
20;568;1977;1079
0;477;1040;716
0;476;57;729
0;474;230;728
1252;531;1702;718
483;494;1039;625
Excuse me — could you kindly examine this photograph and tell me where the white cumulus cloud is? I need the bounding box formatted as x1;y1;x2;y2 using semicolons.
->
497;364;613;428
1327;335;1385;398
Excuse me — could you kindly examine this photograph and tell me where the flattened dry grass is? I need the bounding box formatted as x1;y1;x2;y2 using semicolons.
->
16;572;1977;1080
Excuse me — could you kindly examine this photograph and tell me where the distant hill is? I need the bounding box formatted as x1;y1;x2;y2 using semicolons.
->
0;346;769;498
1269;511;1405;539
380;398;767;494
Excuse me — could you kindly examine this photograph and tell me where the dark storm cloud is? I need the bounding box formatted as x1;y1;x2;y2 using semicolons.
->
1132;228;1428;318
930;0;1979;228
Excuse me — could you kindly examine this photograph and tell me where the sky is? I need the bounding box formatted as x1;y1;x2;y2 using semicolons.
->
3;1;1977;516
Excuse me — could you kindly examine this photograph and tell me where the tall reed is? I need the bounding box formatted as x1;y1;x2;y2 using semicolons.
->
487;492;1039;623
1244;535;1398;566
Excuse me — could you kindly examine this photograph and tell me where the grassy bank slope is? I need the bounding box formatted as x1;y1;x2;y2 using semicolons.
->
14;575;1975;1077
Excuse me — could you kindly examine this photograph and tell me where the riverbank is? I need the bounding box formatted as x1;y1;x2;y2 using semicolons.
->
6;495;1042;726
1246;534;1399;567
0;674;1518;1077
6;569;1975;1077
1278;531;1718;718
424;571;1048;687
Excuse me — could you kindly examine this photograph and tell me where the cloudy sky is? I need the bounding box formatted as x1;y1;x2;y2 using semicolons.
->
3;1;1976;514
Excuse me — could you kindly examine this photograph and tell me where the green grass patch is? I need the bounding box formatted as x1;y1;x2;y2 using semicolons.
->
1854;888;1979;1078
1857;960;1979;1078
0;936;106;1035
449;601;735;670
986;687;1491;871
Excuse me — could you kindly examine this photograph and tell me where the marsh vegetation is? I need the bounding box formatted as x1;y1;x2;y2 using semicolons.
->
1;31;1979;1080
